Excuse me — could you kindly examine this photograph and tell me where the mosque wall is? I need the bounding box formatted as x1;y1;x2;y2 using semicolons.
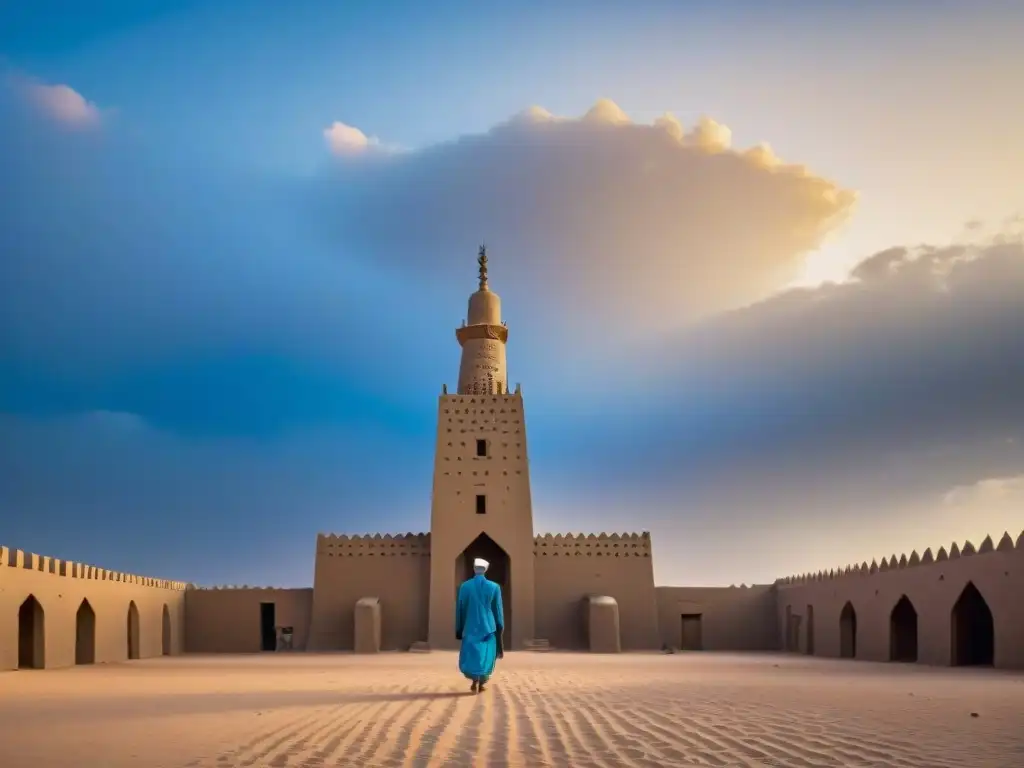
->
308;533;430;651
774;531;1024;669
0;545;187;671
655;585;778;651
184;587;313;653
533;533;660;650
5;530;1024;668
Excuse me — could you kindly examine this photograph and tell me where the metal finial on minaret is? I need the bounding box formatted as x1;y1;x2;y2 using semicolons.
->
477;244;489;290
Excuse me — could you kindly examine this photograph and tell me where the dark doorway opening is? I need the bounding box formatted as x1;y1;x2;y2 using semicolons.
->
806;604;815;656
456;532;511;642
260;602;277;651
476;439;487;457
680;613;703;650
161;604;172;655
475;494;487;515
951;581;994;666
76;599;96;665
839;601;857;659
18;594;45;669
889;595;918;662
127;601;141;660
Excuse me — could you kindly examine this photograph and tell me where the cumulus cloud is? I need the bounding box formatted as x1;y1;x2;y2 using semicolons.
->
314;98;857;345
943;473;1024;512
0;85;855;389
323;120;379;156
20;80;102;128
898;472;1024;560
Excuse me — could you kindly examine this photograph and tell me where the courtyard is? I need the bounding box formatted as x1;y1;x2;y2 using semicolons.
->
1;652;1021;768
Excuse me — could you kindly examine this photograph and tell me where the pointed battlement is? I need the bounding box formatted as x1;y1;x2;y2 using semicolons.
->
533;532;652;557
0;544;187;590
316;532;431;557
187;584;301;591
774;529;1022;586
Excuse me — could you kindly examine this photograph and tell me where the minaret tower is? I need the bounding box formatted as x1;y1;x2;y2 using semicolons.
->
427;245;536;651
456;245;508;395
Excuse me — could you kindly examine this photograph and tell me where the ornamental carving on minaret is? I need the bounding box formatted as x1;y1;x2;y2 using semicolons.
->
456;324;508;345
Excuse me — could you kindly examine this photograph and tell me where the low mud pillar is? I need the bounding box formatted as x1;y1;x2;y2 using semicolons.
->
585;595;621;653
354;597;381;654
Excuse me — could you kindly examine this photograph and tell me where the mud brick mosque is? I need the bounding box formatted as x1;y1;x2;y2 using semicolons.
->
2;248;1023;671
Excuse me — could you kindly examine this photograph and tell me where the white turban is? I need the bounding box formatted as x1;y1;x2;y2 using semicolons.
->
473;558;489;571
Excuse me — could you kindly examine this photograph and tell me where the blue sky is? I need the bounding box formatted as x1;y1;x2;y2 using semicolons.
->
1;0;1023;587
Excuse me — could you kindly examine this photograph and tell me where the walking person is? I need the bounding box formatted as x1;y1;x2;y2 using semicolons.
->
455;557;504;693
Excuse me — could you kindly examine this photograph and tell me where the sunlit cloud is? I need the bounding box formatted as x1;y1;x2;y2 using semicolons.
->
319;99;858;346
323;120;379;156
943;473;1024;511
19;80;102;128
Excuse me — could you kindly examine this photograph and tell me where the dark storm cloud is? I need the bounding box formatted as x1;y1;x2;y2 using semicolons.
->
540;237;1024;525
683;237;1024;454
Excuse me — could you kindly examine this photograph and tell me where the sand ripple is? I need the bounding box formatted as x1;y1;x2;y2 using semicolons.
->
1;652;1022;767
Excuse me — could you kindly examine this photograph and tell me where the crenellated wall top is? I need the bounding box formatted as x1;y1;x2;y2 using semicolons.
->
187;584;311;591
535;531;650;542
0;544;188;591
774;529;1024;587
533;531;652;556
317;532;431;557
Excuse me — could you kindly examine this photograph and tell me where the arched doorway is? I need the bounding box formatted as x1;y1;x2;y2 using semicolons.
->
456;533;511;642
127;601;141;660
161;605;172;656
839;601;857;659
889;595;918;662
951;581;994;666
18;595;45;669
75;599;96;665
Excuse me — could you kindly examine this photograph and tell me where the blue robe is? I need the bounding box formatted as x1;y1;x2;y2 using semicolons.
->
456;573;504;681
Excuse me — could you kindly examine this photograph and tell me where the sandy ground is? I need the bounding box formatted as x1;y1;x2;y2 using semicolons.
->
1;652;1022;768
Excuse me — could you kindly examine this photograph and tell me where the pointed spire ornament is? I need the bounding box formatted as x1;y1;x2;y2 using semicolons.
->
477;244;489;290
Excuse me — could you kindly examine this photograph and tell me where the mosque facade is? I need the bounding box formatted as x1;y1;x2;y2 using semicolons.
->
2;248;1023;670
